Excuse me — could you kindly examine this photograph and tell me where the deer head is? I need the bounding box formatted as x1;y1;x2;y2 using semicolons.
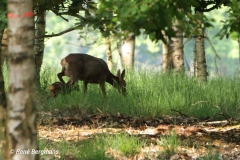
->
116;69;126;96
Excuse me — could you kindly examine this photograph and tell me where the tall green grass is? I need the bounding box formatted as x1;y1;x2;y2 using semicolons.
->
39;138;110;160
157;130;180;156
39;133;144;159
106;133;145;156
38;66;240;120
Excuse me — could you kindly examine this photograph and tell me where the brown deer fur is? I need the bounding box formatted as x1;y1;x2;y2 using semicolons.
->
57;54;126;98
49;82;79;97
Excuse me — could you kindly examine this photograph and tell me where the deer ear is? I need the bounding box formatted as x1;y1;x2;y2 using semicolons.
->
117;69;121;78
121;69;125;79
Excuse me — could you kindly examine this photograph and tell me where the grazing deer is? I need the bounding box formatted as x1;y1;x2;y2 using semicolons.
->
56;53;126;98
49;82;80;98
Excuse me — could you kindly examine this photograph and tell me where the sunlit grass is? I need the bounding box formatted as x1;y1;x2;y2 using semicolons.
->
201;152;221;160
39;138;110;160
157;130;180;156
39;133;145;159
106;133;145;156
37;66;240;120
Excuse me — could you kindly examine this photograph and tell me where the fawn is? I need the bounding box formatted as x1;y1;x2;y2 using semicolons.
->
49;82;79;97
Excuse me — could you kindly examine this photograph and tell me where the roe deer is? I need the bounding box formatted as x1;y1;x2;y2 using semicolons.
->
57;53;126;98
49;82;80;97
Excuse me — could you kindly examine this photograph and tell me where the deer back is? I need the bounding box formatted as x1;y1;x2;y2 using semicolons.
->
61;54;111;82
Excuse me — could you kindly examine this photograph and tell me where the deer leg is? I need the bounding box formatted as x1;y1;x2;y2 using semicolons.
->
66;80;74;86
57;71;65;84
61;75;77;94
83;81;88;94
66;75;78;86
99;81;106;99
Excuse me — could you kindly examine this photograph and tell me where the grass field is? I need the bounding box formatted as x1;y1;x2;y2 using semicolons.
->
37;66;240;120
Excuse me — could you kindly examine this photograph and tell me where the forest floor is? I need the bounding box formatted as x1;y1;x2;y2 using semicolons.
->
38;111;240;160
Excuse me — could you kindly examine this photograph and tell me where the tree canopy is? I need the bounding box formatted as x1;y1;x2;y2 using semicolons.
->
0;0;235;42
74;0;232;43
217;0;240;39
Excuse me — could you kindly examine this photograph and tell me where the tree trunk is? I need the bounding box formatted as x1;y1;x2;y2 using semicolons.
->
0;28;7;160
7;0;38;159
120;33;135;69
116;38;123;70
34;6;46;87
193;43;197;76
105;37;113;71
1;28;8;60
168;20;184;72
161;31;169;73
194;11;208;82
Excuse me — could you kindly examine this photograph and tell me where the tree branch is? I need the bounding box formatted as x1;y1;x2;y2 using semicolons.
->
34;25;81;39
1;26;81;48
51;10;69;22
195;0;223;12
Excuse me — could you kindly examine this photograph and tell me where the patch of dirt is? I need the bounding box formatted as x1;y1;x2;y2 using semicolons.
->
38;111;240;160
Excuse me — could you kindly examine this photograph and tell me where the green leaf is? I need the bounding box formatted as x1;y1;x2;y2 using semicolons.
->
230;31;239;40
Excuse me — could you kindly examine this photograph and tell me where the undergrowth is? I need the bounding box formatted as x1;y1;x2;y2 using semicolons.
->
157;130;180;156
39;133;144;159
37;66;240;120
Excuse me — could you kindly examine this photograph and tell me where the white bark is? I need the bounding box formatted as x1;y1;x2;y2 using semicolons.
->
168;20;184;72
7;0;38;159
1;28;8;57
194;11;208;82
34;6;46;86
120;33;135;69
161;31;169;72
105;37;113;71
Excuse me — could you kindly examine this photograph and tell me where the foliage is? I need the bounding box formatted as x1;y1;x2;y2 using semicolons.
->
32;0;233;44
0;0;7;31
34;0;96;17
82;0;187;41
194;0;230;12
83;0;231;42
32;0;232;43
217;0;240;39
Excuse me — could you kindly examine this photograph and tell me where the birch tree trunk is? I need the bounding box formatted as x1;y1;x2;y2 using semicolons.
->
120;33;135;69
34;6;46;87
194;11;208;82
105;37;113;71
168;20;184;72
193;43;197;76
7;0;38;159
0;28;7;160
1;28;8;59
116;38;123;70
161;31;169;73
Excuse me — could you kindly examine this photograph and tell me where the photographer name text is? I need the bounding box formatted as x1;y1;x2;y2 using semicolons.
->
10;149;60;155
